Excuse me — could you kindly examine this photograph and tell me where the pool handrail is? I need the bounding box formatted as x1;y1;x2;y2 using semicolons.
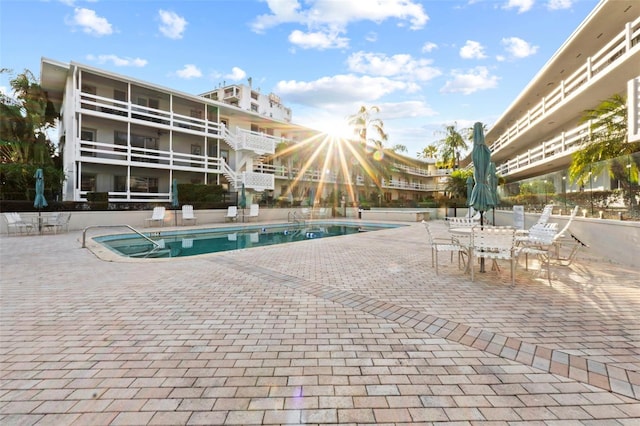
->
82;224;161;249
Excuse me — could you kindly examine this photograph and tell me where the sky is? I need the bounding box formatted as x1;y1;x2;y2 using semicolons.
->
1;0;599;159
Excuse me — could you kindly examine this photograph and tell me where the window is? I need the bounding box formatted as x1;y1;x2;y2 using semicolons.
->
130;177;159;193
114;176;127;192
80;128;96;157
250;103;259;113
81;174;96;192
81;85;97;110
81;128;96;141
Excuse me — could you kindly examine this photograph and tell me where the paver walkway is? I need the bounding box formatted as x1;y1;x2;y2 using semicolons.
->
1;220;639;425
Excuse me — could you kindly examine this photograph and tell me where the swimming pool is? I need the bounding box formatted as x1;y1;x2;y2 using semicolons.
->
94;221;403;259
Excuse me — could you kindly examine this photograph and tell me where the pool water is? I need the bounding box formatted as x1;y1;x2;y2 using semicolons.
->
95;222;402;259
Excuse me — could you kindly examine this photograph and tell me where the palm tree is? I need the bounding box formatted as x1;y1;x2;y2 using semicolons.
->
346;105;394;203
435;122;468;169
418;144;438;160
570;93;640;209
1;68;62;200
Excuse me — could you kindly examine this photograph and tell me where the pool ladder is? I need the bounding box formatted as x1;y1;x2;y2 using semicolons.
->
82;224;165;258
287;211;306;226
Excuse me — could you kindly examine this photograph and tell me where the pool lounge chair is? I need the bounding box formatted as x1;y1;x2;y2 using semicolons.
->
225;206;238;222
246;204;260;222
145;207;166;227
181;205;197;225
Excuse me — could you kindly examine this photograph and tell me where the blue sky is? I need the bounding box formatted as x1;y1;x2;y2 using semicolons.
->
1;0;598;159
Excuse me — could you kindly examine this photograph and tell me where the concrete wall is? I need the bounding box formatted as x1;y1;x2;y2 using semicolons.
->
492;209;639;269
2;207;638;268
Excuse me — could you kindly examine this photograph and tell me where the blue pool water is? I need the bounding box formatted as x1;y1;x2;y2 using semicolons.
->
95;221;402;259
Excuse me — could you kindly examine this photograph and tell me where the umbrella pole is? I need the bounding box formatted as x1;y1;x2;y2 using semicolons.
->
480;212;485;273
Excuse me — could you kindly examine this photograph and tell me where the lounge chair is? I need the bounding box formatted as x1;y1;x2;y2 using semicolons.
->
246;204;259;222
317;207;329;218
225;206;238;222
422;220;468;275
181;205;197;225
145;207;166;227
3;212;34;235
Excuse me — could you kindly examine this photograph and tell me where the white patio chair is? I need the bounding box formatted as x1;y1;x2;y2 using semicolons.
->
225;206;238;222
470;225;517;285
144;207;166;227
181;205;197;225
246;204;260;222
43;212;71;234
317;207;329;218
300;208;312;219
3;212;34;235
422;220;468;275
516;225;558;283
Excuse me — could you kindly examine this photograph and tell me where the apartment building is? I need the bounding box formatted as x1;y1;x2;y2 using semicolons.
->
483;0;639;197
39;59;446;207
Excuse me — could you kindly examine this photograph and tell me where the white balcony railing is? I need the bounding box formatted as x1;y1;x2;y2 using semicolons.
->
491;15;640;154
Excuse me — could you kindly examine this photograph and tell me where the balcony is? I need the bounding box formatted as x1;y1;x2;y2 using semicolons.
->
490;15;640;156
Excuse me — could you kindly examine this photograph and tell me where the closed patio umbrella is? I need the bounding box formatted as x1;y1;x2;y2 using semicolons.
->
488;162;499;224
239;183;247;221
34;168;48;233
468;122;495;272
466;175;474;208
171;179;179;226
469;122;495;226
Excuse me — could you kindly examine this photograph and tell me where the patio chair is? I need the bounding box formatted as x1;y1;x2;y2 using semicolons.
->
3;212;34;236
225;206;238;222
550;205;587;266
470;225;517;285
422;220;468;275
300;208;312;219
516;225;557;283
317;207;330;218
181;205;197;225
246;204;260;222
43;212;71;234
144;207;166;227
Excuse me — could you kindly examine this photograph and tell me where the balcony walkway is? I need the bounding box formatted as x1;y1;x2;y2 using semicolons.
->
1;220;639;424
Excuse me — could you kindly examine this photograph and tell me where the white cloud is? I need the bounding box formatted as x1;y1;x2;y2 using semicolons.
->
347;51;441;82
251;0;428;50
288;29;349;50
68;8;113;36
86;54;147;67
547;0;573;10
253;0;428;31
158;10;187;39
503;0;534;13
275;74;415;106
225;67;247;81
501;37;538;58
421;42;438;53
440;66;499;95
459;40;487;59
175;64;202;79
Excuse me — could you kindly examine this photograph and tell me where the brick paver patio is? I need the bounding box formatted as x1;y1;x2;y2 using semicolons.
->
1;220;639;424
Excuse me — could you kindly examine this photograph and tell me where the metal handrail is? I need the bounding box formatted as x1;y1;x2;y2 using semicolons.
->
82;224;160;248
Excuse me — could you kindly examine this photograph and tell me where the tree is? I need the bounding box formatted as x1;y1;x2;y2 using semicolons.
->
570;93;640;208
417;144;438;160
435;122;468;169
346;105;400;202
0;68;62;201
